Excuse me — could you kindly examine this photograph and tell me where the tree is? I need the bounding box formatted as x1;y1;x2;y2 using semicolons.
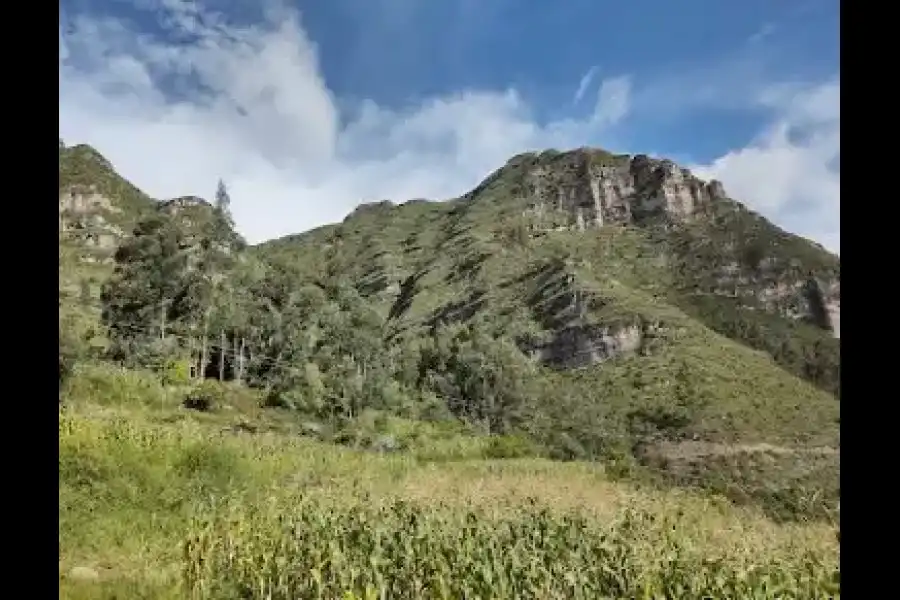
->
417;324;531;434
101;212;199;366
214;179;236;237
100;197;246;372
215;179;230;213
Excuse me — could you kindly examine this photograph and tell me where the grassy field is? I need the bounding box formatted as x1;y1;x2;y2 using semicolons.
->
59;367;840;599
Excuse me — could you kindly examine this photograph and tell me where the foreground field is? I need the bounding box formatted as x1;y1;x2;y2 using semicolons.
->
59;399;839;599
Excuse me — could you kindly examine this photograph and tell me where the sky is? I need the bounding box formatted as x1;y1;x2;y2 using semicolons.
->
59;0;840;253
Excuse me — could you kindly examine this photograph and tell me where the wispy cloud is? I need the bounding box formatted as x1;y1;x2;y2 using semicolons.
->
748;22;778;45
59;0;838;253
592;76;632;127
573;66;597;104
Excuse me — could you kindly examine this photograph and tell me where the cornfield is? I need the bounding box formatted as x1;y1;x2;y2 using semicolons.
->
60;408;840;599
184;495;839;599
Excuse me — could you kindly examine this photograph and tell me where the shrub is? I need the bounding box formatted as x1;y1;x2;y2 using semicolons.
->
482;433;541;459
59;323;87;398
183;380;229;412
159;358;193;387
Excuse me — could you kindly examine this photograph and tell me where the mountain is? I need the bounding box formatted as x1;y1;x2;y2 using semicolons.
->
260;147;840;397
58;142;840;521
59;141;155;255
59;141;155;304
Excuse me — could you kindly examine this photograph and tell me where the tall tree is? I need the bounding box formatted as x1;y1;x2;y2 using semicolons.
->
215;179;230;210
214;179;236;236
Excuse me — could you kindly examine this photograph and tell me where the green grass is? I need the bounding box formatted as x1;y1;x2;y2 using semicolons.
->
59;377;839;599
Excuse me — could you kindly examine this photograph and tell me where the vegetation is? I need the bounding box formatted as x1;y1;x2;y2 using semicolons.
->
58;143;840;597
59;369;839;598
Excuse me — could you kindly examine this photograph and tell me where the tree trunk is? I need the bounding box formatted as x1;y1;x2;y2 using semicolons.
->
200;314;209;380
238;337;246;384
188;336;196;380
219;331;226;381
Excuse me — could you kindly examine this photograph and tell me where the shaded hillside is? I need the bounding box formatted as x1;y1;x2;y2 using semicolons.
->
59;143;840;521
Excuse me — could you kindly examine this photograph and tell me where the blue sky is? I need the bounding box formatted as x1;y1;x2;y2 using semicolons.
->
59;0;840;252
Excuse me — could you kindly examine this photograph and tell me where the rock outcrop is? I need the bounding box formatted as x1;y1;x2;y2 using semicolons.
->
59;188;126;257
519;149;727;231
497;148;840;339
522;323;643;369
59;143;155;263
160;195;210;214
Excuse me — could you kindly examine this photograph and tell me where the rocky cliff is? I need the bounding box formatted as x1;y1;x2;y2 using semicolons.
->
518;150;726;229
468;148;840;340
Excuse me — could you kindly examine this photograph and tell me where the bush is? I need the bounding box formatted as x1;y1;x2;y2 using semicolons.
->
59;354;73;398
546;432;587;461
159;358;193;386
482;433;542;459
183;380;229;412
59;323;87;397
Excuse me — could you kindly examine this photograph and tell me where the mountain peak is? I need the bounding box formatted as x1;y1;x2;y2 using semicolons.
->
59;142;114;169
473;147;727;231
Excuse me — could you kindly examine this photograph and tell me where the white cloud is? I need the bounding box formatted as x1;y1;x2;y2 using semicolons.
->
59;2;630;244
692;78;840;253
59;1;837;255
592;76;632;128
573;66;597;104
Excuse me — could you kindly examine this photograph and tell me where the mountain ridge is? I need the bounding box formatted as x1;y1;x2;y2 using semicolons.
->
258;145;839;386
59;139;840;520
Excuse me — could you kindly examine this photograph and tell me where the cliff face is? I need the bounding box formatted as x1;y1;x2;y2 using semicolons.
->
477;148;840;339
58;189;126;258
521;150;726;229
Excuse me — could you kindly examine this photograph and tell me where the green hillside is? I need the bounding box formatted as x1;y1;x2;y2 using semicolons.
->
59;144;839;522
58;142;840;598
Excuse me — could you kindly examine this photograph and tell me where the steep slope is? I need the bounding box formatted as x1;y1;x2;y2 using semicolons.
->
475;149;841;397
257;148;840;517
59;142;840;520
259;148;840;414
59;142;156;306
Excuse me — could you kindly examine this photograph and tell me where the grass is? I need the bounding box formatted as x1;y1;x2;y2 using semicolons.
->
59;377;840;599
